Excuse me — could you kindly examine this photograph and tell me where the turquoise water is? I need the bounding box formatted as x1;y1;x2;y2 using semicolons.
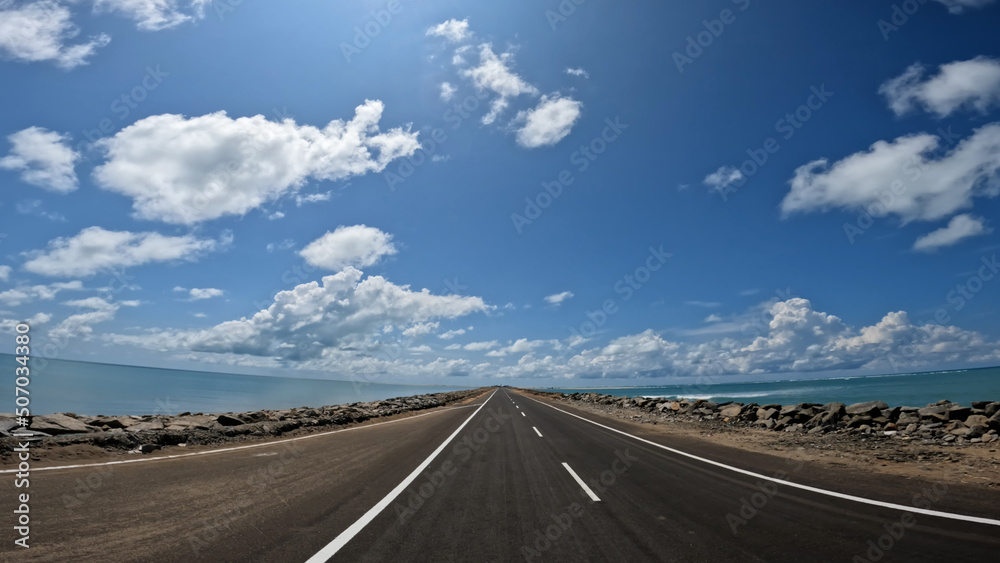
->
543;366;1000;407
3;354;470;416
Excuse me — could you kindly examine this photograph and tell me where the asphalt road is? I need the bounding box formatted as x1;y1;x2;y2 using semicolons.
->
3;387;999;562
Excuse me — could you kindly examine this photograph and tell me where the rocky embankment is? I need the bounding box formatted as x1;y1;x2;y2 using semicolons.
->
0;388;484;459
540;392;1000;446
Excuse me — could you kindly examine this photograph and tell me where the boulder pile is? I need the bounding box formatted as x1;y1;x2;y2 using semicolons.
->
0;389;482;455
553;393;1000;446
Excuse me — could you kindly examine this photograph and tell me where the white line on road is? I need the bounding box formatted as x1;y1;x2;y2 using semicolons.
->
0;402;483;474
533;426;543;437
562;462;601;502
524;394;1000;527
521;412;526;417
305;389;499;562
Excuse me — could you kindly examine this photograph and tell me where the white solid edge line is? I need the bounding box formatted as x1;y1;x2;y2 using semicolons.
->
562;462;601;502
524;394;1000;527
533;426;543;438
521;412;526;417
0;402;482;474
305;389;498;563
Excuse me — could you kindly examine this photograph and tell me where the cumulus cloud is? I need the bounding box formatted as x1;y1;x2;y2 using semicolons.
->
92;100;420;224
299;225;397;271
932;0;996;14
782;124;1000;223
486;338;556;357
514;95;583;148
94;0;209;31
23;227;226;277
880;57;1000;117
439;82;457;101
703;166;743;192
179;287;224;300
509;298;1000;380
461;44;539;124
0;281;83;306
913;214;992;252
565;67;589;78
50;296;138;342
426;18;470;42
462;340;497;351
438;328;467;340
109;267;491;361
0;265;10;282
704;314;723;323
543;291;574;306
0;1;110;69
0;127;79;192
402;321;439;338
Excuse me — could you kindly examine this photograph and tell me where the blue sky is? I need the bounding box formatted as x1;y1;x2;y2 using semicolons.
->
2;0;1000;387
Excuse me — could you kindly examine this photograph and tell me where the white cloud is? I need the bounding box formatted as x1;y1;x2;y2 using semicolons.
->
193;312;207;318
461;44;539;125
94;0;210;31
565;67;589;78
913;214;992;252
782;124;1000;223
933;0;996;14
439;82;457;101
109;267;491;361
402;321;439;338
0;281;83;306
268;211;285;220
294;191;331;206
438;328;467;340
486;338;554;357
0;1;110;69
299;225;397;271
92;100;420;224
0;265;10;282
188;287;224;300
704;314;722;323
0;127;79;192
50;296;138;342
703;166;743;191
266;239;295;253
514;95;583;148
463;340;497;351
880;57;1000;117
426;19;470;42
543;291;574;306
23;227;226;277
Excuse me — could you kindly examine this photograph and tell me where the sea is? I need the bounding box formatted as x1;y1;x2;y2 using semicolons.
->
8;354;999;416
4;354;471;416
544;366;1000;408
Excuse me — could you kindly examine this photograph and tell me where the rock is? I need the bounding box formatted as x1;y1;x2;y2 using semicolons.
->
847;415;872;428
139;444;161;454
821;402;846;416
719;404;743;418
897;413;920;426
216;414;245;426
965;414;989;428
168;415;216;430
986;403;1000;417
845;401;888;416
779;405;800;417
918;405;949;422
129;420;165;432
757;407;779;421
905;423;918;433
942;434;956;443
947;406;972;421
29;414;92;435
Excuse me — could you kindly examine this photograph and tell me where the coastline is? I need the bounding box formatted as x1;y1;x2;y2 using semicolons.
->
0;388;487;465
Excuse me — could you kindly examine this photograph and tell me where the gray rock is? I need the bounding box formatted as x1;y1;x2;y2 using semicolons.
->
821;402;846;415
757;407;779;421
216;414;245;426
845;401;888;416
947;406;972;421
965;414;989;428
918;405;949;422
29;414;92;435
129;420;165;432
719;404;743;418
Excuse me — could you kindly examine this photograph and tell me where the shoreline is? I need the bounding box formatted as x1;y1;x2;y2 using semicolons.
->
0;388;487;464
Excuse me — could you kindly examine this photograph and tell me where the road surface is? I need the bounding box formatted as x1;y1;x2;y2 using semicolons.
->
3;387;999;562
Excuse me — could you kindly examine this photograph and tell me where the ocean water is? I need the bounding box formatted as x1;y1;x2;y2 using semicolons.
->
544;366;1000;407
3;354;471;416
